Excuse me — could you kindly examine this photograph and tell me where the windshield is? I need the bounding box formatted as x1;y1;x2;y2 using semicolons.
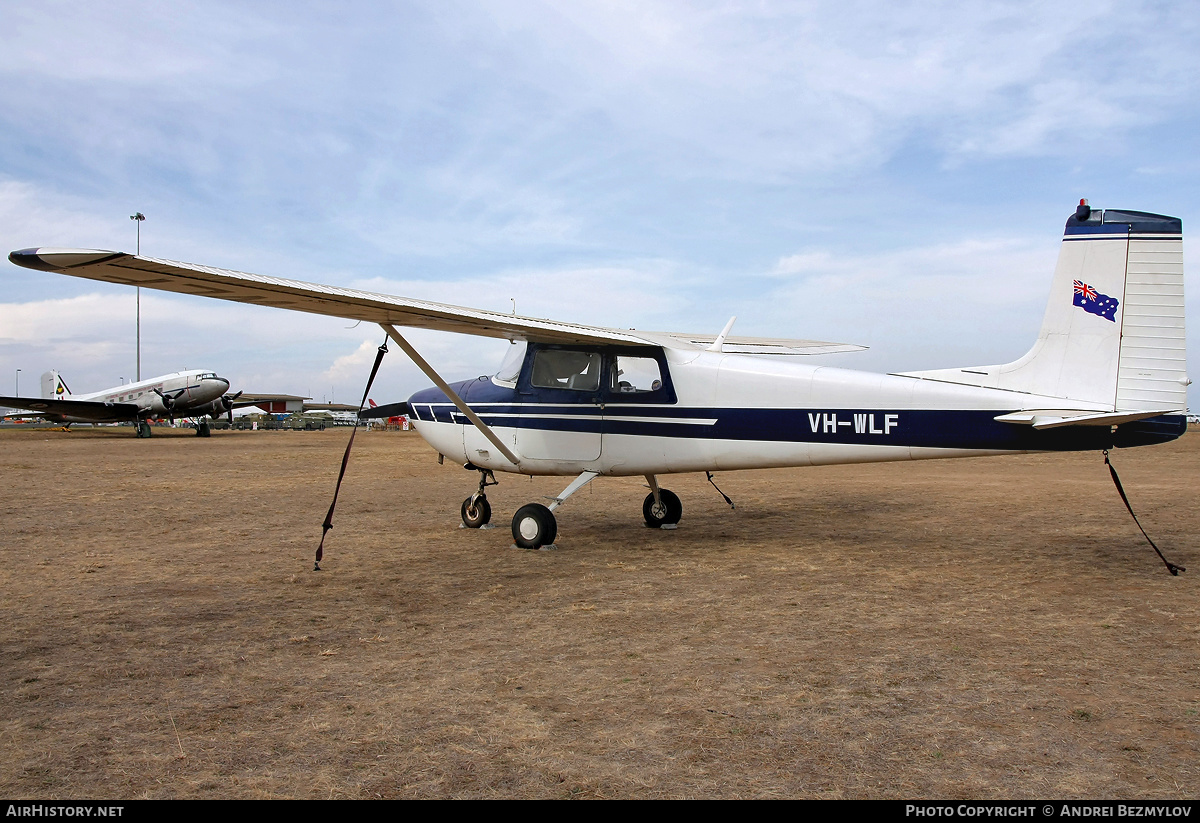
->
493;341;527;385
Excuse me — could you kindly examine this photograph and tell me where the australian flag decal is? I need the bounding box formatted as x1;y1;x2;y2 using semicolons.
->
1073;280;1119;322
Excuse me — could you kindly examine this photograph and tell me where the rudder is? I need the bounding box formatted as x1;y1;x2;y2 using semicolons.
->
40;370;71;399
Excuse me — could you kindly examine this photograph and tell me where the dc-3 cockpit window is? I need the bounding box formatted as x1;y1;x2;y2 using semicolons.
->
530;349;602;392
610;355;663;394
493;341;528;386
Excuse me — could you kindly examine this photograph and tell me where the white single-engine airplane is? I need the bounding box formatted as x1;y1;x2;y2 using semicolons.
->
0;369;243;437
9;201;1188;548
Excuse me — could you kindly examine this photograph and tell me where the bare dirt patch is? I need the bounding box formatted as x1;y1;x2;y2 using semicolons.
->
1;426;1197;798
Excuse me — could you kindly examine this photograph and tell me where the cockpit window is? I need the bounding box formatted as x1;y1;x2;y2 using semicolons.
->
610;355;662;394
493;341;527;386
530;349;602;392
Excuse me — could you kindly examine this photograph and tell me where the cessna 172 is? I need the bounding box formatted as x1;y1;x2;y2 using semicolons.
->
8;201;1189;548
0;368;243;436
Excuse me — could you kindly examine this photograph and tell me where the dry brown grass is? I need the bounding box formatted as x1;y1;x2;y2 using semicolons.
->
1;425;1197;798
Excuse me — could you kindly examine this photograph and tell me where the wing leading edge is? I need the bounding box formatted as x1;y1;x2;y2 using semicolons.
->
0;394;139;422
9;248;865;355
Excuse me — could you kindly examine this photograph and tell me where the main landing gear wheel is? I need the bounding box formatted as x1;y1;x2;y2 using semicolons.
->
136;421;152;438
196;421;211;437
512;503;557;549
461;495;492;528
643;489;682;528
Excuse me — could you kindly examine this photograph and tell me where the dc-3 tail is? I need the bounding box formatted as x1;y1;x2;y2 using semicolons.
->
40;370;71;400
904;202;1188;416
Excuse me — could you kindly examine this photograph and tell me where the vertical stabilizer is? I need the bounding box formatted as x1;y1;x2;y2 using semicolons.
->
902;204;1187;411
41;370;71;399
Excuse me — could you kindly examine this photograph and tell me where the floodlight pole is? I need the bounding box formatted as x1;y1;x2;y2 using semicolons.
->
15;368;20;397
130;213;145;381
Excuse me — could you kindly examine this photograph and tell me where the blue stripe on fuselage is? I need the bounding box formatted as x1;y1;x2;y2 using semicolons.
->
409;398;1186;452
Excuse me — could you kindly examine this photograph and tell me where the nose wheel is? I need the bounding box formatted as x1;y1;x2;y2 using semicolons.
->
460;467;498;528
461;495;492;528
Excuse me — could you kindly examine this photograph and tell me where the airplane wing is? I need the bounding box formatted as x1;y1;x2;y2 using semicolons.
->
225;393;308;410
0;395;139;422
358;401;413;419
644;332;866;355
9;248;865;354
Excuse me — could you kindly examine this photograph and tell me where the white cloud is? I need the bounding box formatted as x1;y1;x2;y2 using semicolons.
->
752;233;1061;372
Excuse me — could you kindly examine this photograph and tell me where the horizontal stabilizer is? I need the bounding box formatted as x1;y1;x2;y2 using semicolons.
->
994;409;1180;429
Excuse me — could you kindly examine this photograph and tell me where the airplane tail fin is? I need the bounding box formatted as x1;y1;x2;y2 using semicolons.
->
41;370;71;399
903;203;1187;411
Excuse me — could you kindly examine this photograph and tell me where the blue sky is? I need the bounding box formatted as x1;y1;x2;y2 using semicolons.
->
2;1;1198;408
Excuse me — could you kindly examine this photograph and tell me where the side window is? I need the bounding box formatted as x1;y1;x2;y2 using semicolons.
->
530;350;602;392
610;355;662;394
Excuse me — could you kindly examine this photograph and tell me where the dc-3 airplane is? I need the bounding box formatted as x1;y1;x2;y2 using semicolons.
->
0;369;244;436
8;201;1189;549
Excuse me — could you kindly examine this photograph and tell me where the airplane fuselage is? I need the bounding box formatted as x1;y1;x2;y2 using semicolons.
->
407;343;1186;477
50;370;230;423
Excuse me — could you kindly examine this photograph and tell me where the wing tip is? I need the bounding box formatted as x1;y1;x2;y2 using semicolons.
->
9;248;126;272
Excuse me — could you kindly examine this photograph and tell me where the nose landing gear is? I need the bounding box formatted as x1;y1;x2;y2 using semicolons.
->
461;467;497;528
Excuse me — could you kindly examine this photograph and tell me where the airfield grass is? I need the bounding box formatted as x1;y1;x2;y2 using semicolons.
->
0;425;1197;799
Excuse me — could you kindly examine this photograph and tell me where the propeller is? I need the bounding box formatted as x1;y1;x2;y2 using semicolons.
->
225;391;243;423
212;391;243;422
153;387;187;412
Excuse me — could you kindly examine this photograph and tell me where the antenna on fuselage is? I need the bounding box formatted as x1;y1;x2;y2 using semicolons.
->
708;316;737;352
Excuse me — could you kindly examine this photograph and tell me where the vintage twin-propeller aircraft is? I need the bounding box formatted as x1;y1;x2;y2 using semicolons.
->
0;368;244;436
9;201;1188;548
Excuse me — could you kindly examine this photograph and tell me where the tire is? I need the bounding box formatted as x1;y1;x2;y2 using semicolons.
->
643;489;682;527
511;503;557;549
461;495;492;528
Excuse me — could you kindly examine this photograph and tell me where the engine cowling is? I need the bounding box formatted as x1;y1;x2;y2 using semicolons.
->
193;393;241;419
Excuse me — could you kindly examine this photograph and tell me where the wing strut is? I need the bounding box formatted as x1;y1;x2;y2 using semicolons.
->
379;323;521;468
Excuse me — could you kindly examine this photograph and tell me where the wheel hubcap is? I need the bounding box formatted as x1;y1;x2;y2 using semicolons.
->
519;517;540;541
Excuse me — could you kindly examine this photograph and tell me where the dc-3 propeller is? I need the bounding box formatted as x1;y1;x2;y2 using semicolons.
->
219;391;243;424
152;386;187;412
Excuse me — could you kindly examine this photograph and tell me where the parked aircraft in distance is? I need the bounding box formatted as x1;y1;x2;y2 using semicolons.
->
0;369;244;437
9;201;1188;548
